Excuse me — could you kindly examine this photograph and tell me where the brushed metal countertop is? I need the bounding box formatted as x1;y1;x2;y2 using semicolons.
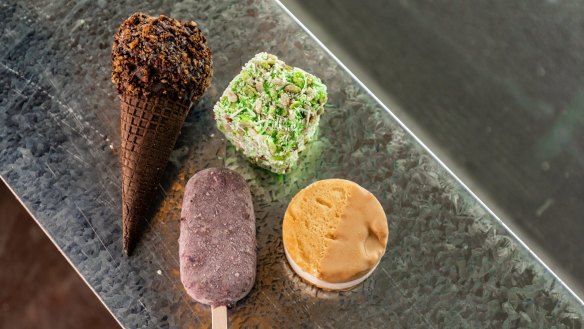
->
1;0;583;327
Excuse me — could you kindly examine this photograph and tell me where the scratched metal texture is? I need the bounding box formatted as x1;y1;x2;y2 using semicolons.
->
1;0;583;328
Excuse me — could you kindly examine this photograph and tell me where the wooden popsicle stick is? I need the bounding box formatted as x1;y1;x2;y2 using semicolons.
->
212;305;227;329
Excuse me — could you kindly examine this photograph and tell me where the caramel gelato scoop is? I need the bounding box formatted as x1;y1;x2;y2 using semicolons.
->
282;179;389;290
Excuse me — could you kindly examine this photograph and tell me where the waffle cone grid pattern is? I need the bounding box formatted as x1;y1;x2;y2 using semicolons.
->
119;94;190;254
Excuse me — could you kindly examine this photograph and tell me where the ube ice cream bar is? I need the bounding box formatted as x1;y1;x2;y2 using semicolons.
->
213;52;328;174
179;168;256;308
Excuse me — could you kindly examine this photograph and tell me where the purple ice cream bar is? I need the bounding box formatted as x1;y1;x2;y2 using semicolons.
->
179;168;257;308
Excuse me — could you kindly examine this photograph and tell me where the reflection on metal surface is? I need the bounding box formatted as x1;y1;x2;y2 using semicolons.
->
276;0;584;309
280;0;584;299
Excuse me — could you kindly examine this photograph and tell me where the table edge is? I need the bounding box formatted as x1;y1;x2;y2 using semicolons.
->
274;0;584;306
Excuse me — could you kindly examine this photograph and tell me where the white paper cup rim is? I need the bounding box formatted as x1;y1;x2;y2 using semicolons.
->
284;245;381;291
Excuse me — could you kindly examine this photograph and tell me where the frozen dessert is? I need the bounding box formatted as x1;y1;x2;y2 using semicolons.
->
112;13;212;100
282;179;388;290
179;168;256;321
213;52;327;174
111;12;213;255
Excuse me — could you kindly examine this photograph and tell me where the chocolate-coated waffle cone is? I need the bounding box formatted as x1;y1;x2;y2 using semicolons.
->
120;93;190;255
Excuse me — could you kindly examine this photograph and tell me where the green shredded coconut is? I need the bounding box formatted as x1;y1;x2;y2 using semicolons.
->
213;52;328;174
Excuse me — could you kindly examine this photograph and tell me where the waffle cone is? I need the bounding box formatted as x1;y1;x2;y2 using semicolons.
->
119;93;190;255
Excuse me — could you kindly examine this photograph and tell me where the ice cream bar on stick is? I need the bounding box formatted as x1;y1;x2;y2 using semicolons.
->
179;168;256;328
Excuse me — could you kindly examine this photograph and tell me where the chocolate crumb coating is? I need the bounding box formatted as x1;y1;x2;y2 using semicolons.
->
179;168;257;307
112;13;213;101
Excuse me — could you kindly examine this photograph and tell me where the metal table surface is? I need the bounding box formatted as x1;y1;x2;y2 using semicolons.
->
1;0;583;328
281;0;584;300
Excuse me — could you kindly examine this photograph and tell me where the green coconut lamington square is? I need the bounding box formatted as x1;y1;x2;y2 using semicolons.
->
214;52;328;174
